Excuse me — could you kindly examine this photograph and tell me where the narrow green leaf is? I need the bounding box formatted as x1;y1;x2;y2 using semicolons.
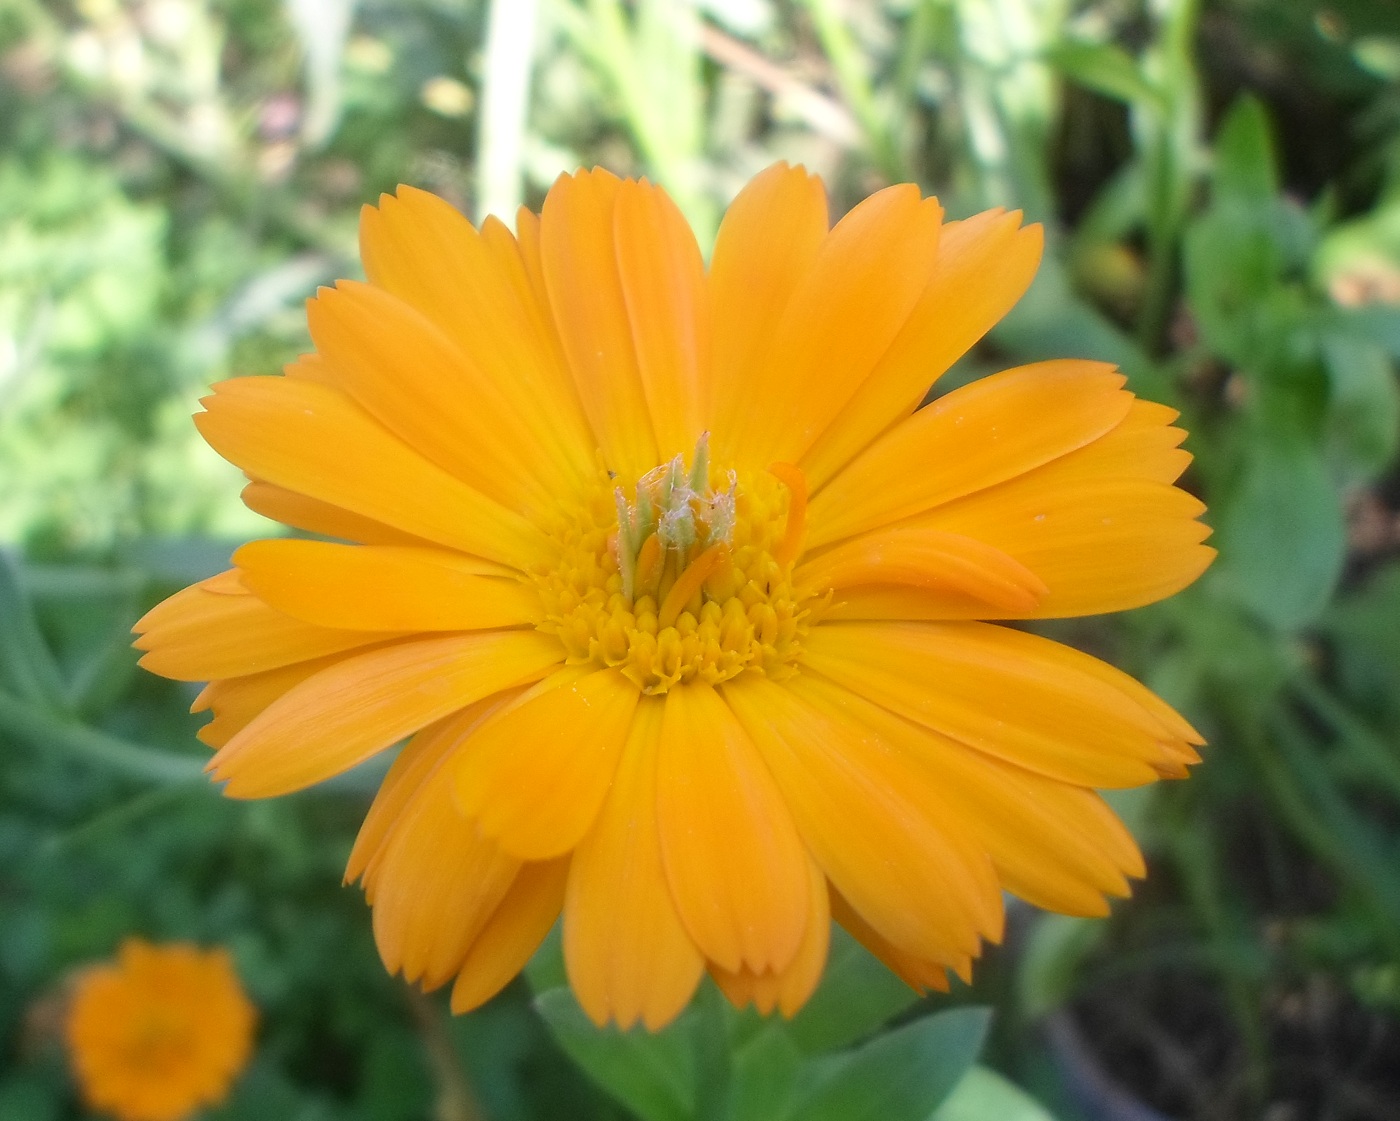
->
792;1007;991;1121
1046;41;1162;109
1212;95;1278;207
0;692;205;784
533;987;694;1121
0;552;67;712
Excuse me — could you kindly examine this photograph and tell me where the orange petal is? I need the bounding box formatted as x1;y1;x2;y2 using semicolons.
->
195;376;549;569
134;575;390;682
233;540;538;632
241;481;432;547
208;631;562;798
829;889;956;995
803;621;1190;788
708;855;829;1017
803;211;1043;489
193;651;352;748
797;526;1048;613
359;189;596;488
348;694;521;887
453;668;638;860
657;683;811;975
614;178;709;458
370;761;520;989
708;163;828;458
450;857;570;1014
307;281;564;511
722;674;1001;966
564;698;704;1030
539;169;659;479
725;186;943;467
889;479;1215;619
803;674;1146;916
807;360;1132;549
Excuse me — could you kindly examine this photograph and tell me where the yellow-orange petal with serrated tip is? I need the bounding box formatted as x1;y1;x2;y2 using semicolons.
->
803;622;1185;788
807;359;1132;549
195;376;549;569
708;855;830;1017
723;673;1001;965
208;631;562;798
802;210;1043;490
615;178;710;458
453;668;638;860
564;699;705;1030
450;858;570;1014
134;575;392;682
358;188;596;491
656;683;811;975
723;186;943;468
708;163;828;460
369;759;520;989
233;540;539;632
240;481;434;548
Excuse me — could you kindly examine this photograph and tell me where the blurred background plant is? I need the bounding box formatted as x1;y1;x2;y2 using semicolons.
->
3;0;1400;1118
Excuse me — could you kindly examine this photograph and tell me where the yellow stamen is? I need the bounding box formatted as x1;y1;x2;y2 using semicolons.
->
768;462;807;569
659;544;727;629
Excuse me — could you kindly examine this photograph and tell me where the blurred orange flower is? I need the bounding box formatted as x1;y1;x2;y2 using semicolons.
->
135;164;1212;1029
66;939;256;1121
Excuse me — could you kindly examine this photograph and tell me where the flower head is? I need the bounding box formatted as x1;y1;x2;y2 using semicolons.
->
66;940;256;1121
135;164;1213;1029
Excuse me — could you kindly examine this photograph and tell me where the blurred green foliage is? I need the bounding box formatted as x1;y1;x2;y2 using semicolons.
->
4;0;1400;1118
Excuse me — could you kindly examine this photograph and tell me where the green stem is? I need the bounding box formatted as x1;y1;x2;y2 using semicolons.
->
0;691;207;785
1168;818;1269;1102
1290;672;1400;805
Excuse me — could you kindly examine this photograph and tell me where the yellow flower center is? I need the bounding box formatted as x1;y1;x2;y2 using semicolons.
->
533;437;818;694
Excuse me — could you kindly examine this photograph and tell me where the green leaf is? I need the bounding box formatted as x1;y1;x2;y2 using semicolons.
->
1015;915;1103;1020
1216;429;1345;631
1212;96;1278;208
1046;41;1162;109
1320;329;1400;479
0;552;67;712
786;927;919;1053
728;1022;802;1121
791;1007;991;1121
533;987;694;1121
932;1066;1059;1121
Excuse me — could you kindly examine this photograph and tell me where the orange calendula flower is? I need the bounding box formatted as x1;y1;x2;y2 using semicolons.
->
66;939;256;1121
135;164;1213;1029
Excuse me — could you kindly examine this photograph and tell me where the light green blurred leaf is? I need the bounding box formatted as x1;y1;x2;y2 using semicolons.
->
791;1007;990;1121
931;1065;1059;1121
728;1022;802;1121
1015;914;1102;1021
0;552;67;712
1211;95;1277;208
1217;431;1345;631
1046;40;1162;108
1321;329;1400;478
533;987;694;1121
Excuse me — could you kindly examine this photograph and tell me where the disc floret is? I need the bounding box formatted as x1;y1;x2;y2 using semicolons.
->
535;436;815;694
